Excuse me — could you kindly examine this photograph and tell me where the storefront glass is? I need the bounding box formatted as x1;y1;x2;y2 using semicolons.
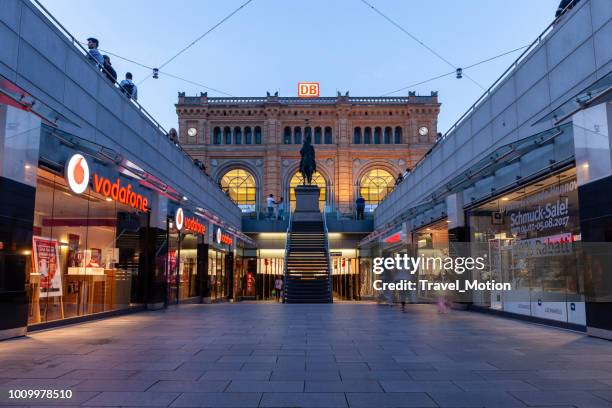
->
258;257;284;300
467;168;585;325
208;248;227;301
414;219;449;300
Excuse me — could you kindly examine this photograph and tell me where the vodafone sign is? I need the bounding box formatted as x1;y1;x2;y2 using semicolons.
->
175;208;206;235
65;153;149;212
175;208;184;231
65;154;90;194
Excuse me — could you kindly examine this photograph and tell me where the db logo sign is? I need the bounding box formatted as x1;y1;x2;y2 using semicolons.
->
298;82;319;98
66;154;90;194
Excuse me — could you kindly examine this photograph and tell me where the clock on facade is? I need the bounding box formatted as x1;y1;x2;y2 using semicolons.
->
187;127;197;137
418;126;429;136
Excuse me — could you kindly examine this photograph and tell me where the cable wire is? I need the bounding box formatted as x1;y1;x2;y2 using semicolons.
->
139;0;255;85
359;0;485;90
381;44;529;96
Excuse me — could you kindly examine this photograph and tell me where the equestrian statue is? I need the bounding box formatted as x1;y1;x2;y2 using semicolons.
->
299;135;316;185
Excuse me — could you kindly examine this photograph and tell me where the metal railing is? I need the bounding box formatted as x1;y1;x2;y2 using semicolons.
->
321;210;333;303
282;210;293;302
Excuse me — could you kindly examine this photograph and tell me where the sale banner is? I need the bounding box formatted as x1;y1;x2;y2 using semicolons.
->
32;236;62;298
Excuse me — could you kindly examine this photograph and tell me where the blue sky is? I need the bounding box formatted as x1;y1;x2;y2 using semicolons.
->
41;0;560;133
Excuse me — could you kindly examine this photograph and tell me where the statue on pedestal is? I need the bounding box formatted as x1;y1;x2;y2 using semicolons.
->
299;135;316;185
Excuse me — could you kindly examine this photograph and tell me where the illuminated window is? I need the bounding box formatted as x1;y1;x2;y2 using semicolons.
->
359;169;394;211
220;169;256;213
289;171;326;211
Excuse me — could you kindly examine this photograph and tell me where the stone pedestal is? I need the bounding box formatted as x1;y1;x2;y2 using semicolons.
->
293;185;321;222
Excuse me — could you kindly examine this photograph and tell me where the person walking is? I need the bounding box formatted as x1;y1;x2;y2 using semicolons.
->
266;194;275;219
119;72;138;100
395;173;404;186
102;55;117;83
274;276;284;302
355;194;365;220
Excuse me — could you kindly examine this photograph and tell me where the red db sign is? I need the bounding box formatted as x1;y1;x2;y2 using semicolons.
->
298;82;319;98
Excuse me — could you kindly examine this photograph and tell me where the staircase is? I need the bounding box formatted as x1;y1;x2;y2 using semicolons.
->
283;215;333;303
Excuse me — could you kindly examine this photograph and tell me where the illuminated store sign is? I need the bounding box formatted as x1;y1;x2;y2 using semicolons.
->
384;232;401;244
65;153;148;212
215;227;233;245
175;208;206;235
298;82;319;98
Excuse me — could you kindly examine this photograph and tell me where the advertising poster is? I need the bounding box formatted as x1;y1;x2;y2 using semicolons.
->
32;236;62;298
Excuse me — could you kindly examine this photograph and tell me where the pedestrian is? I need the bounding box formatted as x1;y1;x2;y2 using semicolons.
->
556;0;578;17
266;194;275;219
276;197;285;220
395;173;403;186
403;167;410;179
274;275;284;302
355;194;365;220
102;55;117;83
119;72;138;100
86;37;104;66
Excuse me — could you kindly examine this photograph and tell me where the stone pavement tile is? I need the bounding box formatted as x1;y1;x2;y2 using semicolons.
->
59;369;138;380
217;355;277;363
83;391;180;407
147;380;229;392
0;391;100;406
131;370;205;381
113;362;183;371
200;370;271;381
380;380;462;392
0;379;82;389
594;390;612;402
305;380;383;392
394;354;454;363
170;392;261;407
251;349;304;356
527;378;612;390
179;362;243;371
260;392;347;407
346;392;437;407
225;380;303;392
428;390;526;407
270;370;341;381
306;362;370;371
340;370;411;380
453;380;538;391
0;368;75;379
70;379;157;392
538;369;612;380
188;354;223;363
511;390;612;408
407;370;481;381
431;362;499;371
473;370;538;380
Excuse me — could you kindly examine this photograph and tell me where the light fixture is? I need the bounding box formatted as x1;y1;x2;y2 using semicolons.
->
25;164;31;169
106;197;113;202
183;196;188;201
501;197;509;201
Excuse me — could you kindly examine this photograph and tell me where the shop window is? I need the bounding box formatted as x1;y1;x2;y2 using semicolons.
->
354;127;362;144
324;126;332;144
254;126;262;144
289;171;326;211
244;126;252;144
220;169;257;213
359;168;394;211
314;127;322;144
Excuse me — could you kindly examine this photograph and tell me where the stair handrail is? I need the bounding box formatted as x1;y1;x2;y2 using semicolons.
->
282;209;292;302
322;213;333;303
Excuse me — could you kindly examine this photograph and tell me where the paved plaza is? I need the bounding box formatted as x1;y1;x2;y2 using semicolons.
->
1;303;612;407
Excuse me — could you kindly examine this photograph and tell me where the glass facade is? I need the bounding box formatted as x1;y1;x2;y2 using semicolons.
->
289;171;326;211
220;169;257;213
359;169;395;212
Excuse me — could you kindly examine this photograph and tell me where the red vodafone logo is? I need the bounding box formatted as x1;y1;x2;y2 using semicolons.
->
65;154;90;194
175;208;184;231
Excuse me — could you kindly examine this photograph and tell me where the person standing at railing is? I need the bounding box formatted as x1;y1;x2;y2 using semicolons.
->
356;195;365;220
119;72;138;101
395;173;403;186
266;194;275;219
102;55;117;83
275;197;285;221
86;37;104;66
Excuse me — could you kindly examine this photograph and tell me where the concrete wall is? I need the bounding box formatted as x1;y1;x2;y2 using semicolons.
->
0;0;241;228
374;0;612;229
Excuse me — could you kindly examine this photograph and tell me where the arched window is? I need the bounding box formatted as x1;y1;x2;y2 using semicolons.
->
294;127;302;144
234;127;242;144
324;126;332;144
224;127;232;144
374;127;382;144
220;169;257;213
394;126;402;144
305;126;313;143
213;127;221;145
289;171;326;211
255;126;262;144
353;127;362;144
244;126;252;144
359;169;395;211
384;127;392;144
283;127;292;144
364;127;372;144
314;127;322;144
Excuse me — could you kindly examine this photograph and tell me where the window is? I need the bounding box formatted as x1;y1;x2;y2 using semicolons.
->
244;127;252;144
284;127;292;144
234;127;242;144
294;127;302;144
255;126;262;144
289;171;326;211
353;127;362;144
224;127;231;144
305;126;312;143
213;127;221;144
359;168;395;211
384;127;392;144
364;127;372;144
374;127;381;144
314;127;322;144
394;126;402;144
324;126;332;144
220;169;257;213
